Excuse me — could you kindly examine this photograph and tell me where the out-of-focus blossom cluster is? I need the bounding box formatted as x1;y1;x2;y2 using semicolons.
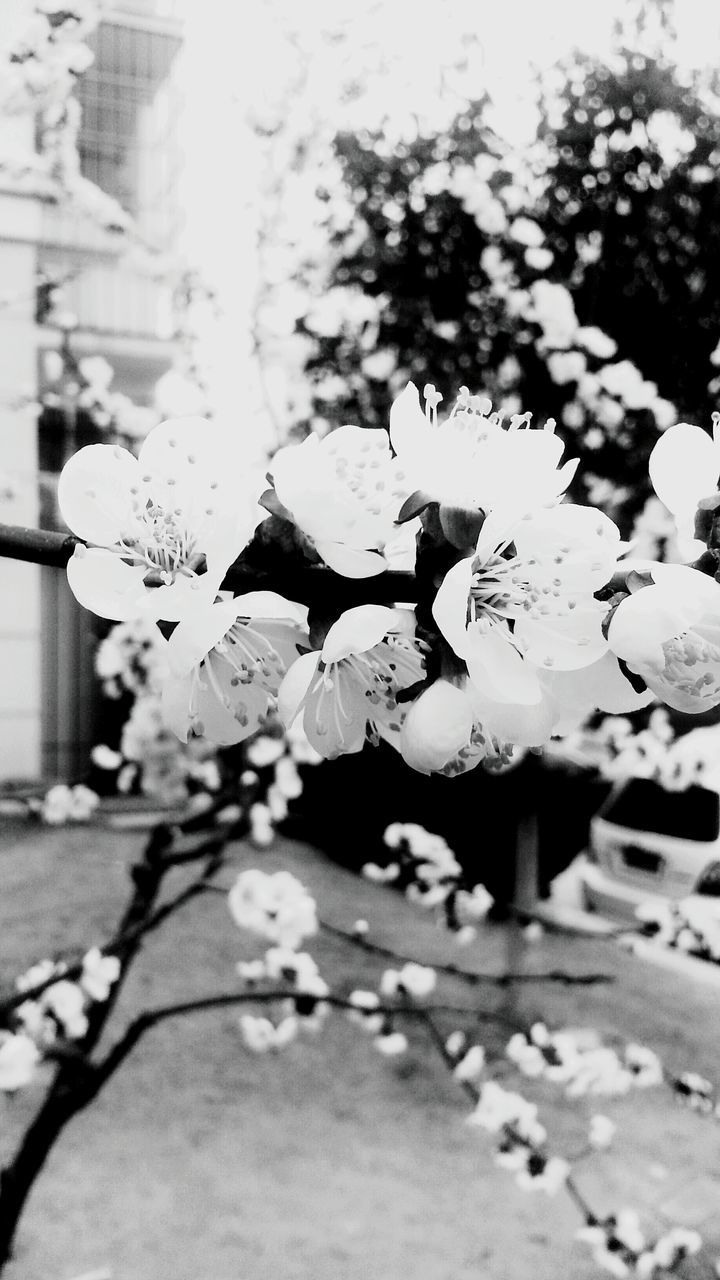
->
558;707;720;792
236;946;330;1046
633;897;720;967
0;948;120;1091
94;618;169;701
228;869;318;951
363;822;493;942
41;350;158;443
0;1;133;234
28;782;99;825
576;1213;702;1278
506;1023;663;1097
468;1079;570;1195
0;0;98;115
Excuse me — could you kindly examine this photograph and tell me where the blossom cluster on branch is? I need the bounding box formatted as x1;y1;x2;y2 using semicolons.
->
54;384;720;776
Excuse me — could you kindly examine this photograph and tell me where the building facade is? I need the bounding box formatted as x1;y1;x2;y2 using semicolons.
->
0;0;185;782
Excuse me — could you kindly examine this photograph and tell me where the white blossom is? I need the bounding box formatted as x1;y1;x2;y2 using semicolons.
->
269;425;412;577
58;418;257;621
80;949;120;1003
0;1032;40;1091
278;606;425;759
228;870;317;950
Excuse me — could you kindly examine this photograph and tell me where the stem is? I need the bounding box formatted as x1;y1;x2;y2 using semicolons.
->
0;522;639;606
91;991;488;1089
317;920;613;987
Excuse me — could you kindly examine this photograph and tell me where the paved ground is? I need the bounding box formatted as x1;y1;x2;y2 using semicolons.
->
0;819;719;1280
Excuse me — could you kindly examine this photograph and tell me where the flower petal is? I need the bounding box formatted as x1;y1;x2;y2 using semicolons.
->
514;603;608;671
166;599;241;675
465;625;543;704
389;382;432;460
400;680;474;773
314;540;388;578
194;653;269;744
432;557;474;658
321;605;398;663
58;443;139;544
231;592;308;626
277;651;321;728
66;548;149;621
649;422;720;522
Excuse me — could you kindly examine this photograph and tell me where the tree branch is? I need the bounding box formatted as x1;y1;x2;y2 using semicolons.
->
317;919;613;988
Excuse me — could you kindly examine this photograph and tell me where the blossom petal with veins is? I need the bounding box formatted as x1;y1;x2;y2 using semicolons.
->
278;606;426;759
59;416;258;622
161;593;309;745
269;425;412;577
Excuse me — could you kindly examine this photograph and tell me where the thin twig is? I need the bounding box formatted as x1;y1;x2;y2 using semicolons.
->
91;991;492;1090
318;919;613;987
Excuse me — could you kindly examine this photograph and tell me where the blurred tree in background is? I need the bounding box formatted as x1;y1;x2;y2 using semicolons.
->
536;3;720;474
264;0;720;536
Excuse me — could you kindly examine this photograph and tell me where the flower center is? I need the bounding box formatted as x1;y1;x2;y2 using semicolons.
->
660;627;720;704
115;491;210;588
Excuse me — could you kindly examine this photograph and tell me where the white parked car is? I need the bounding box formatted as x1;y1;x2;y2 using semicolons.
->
580;776;720;923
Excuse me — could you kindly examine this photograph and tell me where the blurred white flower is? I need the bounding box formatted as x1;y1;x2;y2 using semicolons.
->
576;327;618;360
80;949;120;1003
374;1030;408;1056
526;280;578;349
240;1014;298;1052
509;217;544;247
589;1114;616;1150
43;980;88;1039
524;246;554;271
228;870;317;950
91;744;123;771
454;1045;485;1082
547;351;587;386
0;1032;40;1091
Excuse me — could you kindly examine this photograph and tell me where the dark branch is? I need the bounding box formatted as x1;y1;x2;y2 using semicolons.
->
0;524;418;604
317;920;613;987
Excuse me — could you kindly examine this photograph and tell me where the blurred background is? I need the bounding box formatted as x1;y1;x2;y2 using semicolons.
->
2;0;720;881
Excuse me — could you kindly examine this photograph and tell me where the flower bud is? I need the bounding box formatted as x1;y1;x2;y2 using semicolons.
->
400;680;473;774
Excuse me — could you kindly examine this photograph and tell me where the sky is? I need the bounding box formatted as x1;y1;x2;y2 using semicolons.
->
174;0;720;456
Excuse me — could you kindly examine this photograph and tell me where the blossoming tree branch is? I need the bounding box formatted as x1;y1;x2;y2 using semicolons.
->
2;391;720;1276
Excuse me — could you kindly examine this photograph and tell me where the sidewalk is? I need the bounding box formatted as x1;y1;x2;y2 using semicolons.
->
1;821;719;1280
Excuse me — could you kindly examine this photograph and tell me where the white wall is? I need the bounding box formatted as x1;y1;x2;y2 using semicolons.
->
0;184;42;780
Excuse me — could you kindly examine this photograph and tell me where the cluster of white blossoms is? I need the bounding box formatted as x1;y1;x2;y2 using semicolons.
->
577;1214;702;1279
633;897;720;966
0;0;97;115
0;949;120;1092
28;782;99;826
506;1023;663;1098
56;389;720;772
363;823;493;941
228;870;318;951
467;1080;570;1195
